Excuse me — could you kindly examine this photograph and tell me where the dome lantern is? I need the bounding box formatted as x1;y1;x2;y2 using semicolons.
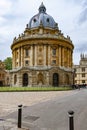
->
38;2;46;13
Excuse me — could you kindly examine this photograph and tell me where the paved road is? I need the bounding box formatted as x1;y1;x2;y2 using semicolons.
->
0;91;74;130
2;88;87;130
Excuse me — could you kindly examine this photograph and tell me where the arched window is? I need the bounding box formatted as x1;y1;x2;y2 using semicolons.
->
23;73;28;86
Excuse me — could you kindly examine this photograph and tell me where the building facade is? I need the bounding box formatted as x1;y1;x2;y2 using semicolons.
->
10;3;74;87
0;60;10;86
74;54;87;85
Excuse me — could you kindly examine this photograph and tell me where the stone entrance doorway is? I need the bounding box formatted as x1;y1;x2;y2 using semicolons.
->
0;81;3;86
53;73;59;86
23;73;28;86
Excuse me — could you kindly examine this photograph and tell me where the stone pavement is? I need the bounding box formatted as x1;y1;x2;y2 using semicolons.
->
0;91;75;130
0;119;28;130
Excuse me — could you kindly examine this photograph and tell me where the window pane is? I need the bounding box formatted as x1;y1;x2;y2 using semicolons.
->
52;60;56;64
82;80;85;83
82;74;85;77
52;49;56;56
25;49;29;57
82;68;85;72
25;60;29;65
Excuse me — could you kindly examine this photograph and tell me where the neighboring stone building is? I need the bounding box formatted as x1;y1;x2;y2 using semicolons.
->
74;54;87;85
10;3;74;87
0;60;10;86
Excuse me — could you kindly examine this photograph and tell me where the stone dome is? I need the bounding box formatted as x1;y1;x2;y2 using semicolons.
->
28;2;57;29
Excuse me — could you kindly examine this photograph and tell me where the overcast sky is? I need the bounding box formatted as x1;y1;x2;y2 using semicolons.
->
0;0;87;65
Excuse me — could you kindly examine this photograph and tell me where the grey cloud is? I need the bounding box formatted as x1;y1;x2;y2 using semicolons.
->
78;0;87;24
65;0;82;4
3;14;17;20
75;41;87;52
78;7;87;24
82;0;87;7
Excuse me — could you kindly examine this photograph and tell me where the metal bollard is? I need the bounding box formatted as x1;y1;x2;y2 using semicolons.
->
18;104;22;128
68;110;74;130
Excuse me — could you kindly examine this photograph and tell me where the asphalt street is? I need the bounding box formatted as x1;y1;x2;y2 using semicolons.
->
2;89;87;130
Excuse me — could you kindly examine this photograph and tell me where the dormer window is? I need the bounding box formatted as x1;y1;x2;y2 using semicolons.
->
47;18;49;23
33;19;36;22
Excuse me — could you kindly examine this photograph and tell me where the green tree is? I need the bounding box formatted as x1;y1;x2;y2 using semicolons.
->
4;57;12;70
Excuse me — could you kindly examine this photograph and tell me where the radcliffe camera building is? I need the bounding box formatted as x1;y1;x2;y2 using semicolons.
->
10;3;74;87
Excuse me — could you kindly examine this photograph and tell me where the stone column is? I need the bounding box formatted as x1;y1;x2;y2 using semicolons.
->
30;46;33;66
48;45;51;66
61;47;64;66
64;47;67;67
69;49;71;67
19;47;21;67
14;49;16;68
70;50;73;67
12;51;14;68
35;45;37;66
59;46;61;66
33;45;35;66
67;48;70;67
44;45;46;66
69;50;71;67
46;45;48;66
21;47;24;67
56;46;58;66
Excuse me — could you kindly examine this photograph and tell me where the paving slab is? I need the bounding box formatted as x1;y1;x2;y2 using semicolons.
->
0;91;76;129
10;126;29;130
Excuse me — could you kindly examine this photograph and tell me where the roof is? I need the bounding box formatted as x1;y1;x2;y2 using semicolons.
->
28;2;57;29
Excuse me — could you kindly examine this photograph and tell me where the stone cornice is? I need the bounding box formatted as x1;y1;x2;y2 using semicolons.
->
10;66;73;73
11;34;74;50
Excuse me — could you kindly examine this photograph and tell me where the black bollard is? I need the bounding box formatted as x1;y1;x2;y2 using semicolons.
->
68;110;74;130
18;104;22;128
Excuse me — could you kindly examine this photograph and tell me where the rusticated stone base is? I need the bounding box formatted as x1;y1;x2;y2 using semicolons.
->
10;66;73;87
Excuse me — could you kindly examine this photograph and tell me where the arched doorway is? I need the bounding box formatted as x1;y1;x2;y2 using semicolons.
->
23;73;28;86
0;81;3;86
53;73;59;86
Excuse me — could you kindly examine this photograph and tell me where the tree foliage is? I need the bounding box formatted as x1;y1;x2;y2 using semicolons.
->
4;57;12;70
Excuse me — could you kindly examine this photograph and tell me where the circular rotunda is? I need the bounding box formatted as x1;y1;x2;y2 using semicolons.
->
10;3;74;87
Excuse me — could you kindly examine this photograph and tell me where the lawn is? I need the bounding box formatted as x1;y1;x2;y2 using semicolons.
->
0;86;72;92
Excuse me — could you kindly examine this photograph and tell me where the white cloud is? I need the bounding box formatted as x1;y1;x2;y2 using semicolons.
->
0;0;87;65
0;0;12;15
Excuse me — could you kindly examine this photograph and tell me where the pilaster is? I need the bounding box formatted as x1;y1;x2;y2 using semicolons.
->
30;46;33;66
59;46;61;66
44;45;46;65
48;45;51;65
21;47;24;67
35;45;37;66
